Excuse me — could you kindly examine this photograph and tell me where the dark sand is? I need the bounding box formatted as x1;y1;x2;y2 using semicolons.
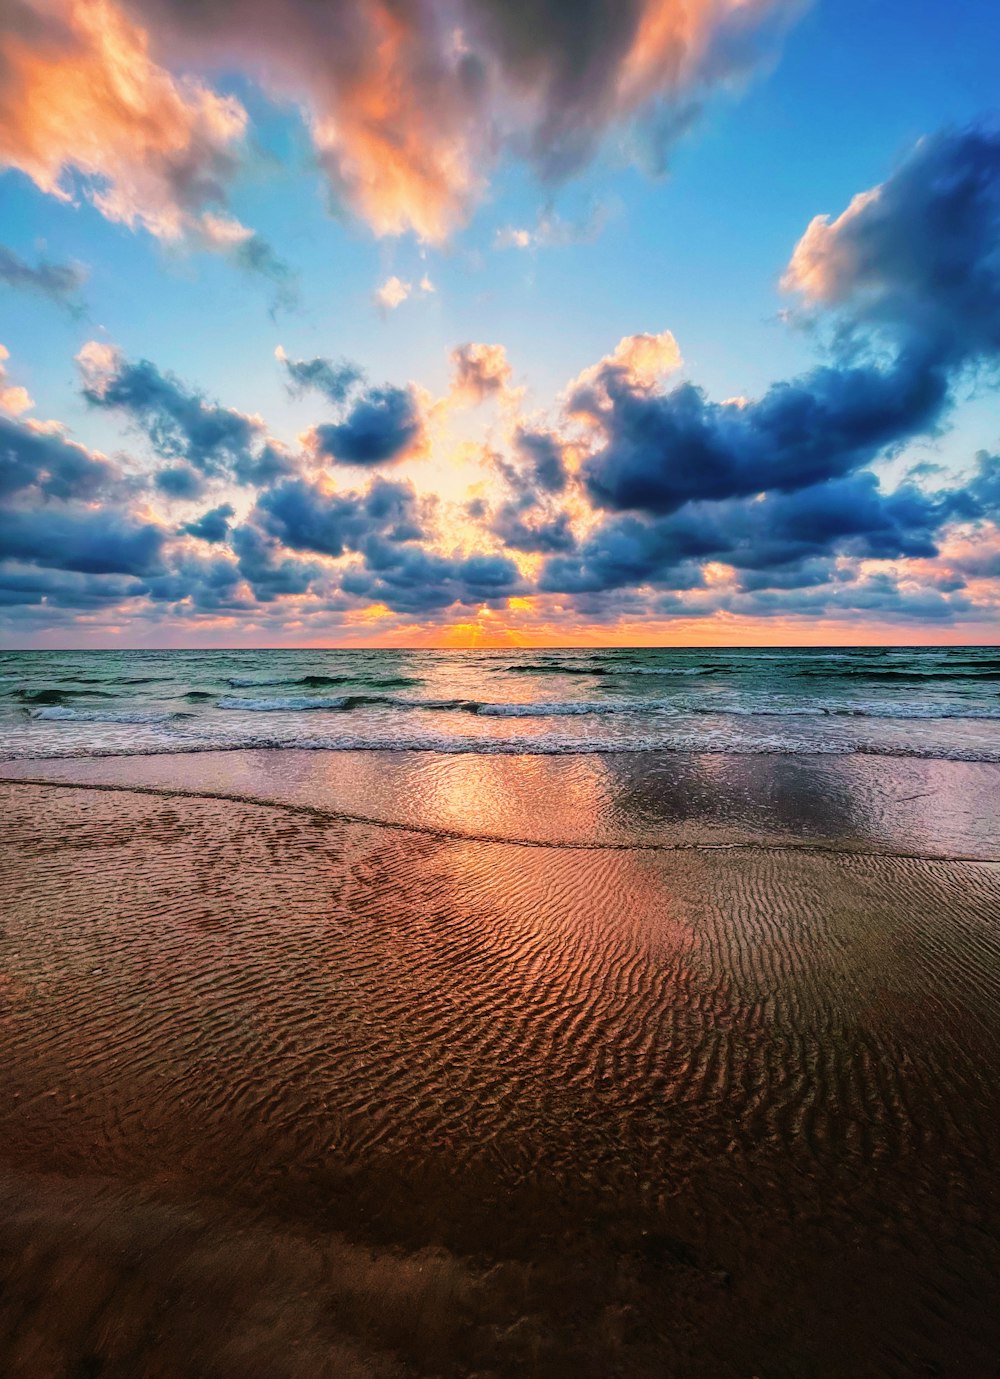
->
0;752;998;1378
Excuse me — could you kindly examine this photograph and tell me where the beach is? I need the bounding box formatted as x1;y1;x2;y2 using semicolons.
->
1;748;998;1377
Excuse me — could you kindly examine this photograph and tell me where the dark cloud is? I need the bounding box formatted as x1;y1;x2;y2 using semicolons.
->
79;345;296;485
0;242;86;310
515;428;567;493
278;349;363;405
0;414;117;501
0;506;165;576
343;542;524;614
310;386;424;466
182;503;235;543
580;354;949;516
0;566;145;609
490;498;576;554
962;451;1000;520
255;476;423;557
154;462;207;499
141;550;252;609
541;470;956;595
785;123;1000;370
229;522;320;601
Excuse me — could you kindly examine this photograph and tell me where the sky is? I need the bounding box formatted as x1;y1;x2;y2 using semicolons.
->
0;0;998;648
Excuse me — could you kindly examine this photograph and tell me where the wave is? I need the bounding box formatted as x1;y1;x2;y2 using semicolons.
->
218;693;484;713
5;729;1000;764
226;674;423;690
215;693;1000;721
498;664;610;676
217;694;667;717
17;688;120;705
29;707;184;724
795;667;1000;682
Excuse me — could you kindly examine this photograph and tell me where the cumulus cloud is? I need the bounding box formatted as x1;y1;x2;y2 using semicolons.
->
375;275;411;310
0;409;118;499
374;274;434;311
569;329;683;412
78;341;296;485
254;475;423;557
6;109;1000;645
450;342;514;404
0;504;165;575
308;386;426;467
342;544;525;614
0;345;33;416
0;242;87;310
783;124;1000;369
182;502;234;542
579;353;949;515
117;0;800;241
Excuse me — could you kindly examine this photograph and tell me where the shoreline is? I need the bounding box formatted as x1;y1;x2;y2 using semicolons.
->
3;745;998;859
3;772;999;865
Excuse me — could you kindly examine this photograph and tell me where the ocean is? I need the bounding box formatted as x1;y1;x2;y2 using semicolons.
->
1;644;998;761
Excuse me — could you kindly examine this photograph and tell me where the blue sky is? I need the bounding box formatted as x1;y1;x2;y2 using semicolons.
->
1;0;998;645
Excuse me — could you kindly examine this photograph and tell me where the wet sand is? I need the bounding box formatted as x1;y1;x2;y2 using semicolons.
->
1;752;999;1377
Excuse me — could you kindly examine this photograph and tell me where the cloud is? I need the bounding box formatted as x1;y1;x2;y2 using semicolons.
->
580;353;949;516
515;429;568;494
490;498;576;554
78;340;295;484
342;543;525;614
375;275;411;310
182;502;234;542
783;123;1000;369
308;385;425;466
568;329;682;410
276;346;363;405
374;274;434;311
0;504;165;575
120;0;800;241
0;344;33;416
0;0;253;246
494;200;613;251
0;409;118;499
540;467;971;597
229;521;320;601
217;228;298;313
254;475;423;557
450;342;513;404
153;461;207;498
0;242;87;309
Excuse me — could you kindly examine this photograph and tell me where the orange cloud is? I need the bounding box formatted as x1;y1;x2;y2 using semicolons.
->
568;329;683;411
115;0;798;241
0;0;248;242
782;188;881;304
0;345;33;416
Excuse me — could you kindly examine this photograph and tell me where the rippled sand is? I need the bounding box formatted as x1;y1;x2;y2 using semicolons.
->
1;761;999;1377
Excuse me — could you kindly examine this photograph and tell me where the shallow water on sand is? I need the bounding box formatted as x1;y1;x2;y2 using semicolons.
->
1;757;999;1377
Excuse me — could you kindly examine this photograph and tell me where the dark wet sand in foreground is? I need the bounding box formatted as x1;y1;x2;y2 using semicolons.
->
0;751;998;1378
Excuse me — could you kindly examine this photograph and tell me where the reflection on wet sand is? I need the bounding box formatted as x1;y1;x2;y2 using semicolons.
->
3;746;998;857
1;767;999;1378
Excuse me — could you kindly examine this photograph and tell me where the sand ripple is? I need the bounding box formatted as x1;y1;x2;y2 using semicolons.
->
1;781;999;1378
